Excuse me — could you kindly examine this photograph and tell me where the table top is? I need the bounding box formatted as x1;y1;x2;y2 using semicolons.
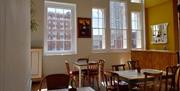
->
49;87;95;91
112;69;165;82
74;61;98;66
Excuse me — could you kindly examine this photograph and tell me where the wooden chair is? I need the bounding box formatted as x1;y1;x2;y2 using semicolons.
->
165;65;180;91
99;59;105;81
112;64;126;71
143;71;163;91
87;62;99;89
104;71;119;91
111;64;129;91
39;74;70;91
127;60;139;70
99;59;105;73
65;61;79;87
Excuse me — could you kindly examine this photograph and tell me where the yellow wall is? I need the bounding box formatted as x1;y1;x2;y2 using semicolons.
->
146;0;176;50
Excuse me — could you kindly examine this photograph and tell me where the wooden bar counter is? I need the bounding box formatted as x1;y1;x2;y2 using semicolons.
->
131;49;178;70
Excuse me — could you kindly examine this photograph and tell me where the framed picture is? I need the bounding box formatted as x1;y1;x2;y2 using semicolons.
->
151;23;168;44
77;17;92;38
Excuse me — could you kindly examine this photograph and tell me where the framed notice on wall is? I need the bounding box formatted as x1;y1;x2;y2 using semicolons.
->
151;23;168;44
77;17;92;38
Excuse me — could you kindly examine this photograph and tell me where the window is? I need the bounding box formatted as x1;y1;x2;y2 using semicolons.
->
110;0;144;51
44;1;76;55
110;1;128;50
92;8;105;51
131;0;141;3
131;12;142;49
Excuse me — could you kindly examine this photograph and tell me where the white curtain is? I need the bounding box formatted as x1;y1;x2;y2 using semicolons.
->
0;0;31;91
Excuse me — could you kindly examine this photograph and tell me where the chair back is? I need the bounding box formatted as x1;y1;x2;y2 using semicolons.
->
127;60;138;70
99;59;105;72
143;72;163;91
87;62;99;75
104;71;119;91
112;64;126;71
39;74;70;91
65;61;71;75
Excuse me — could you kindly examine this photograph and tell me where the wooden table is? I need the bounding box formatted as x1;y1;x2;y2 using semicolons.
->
73;61;101;87
112;69;166;91
49;87;95;91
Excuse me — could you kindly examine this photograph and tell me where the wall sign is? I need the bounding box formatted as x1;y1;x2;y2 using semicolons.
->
151;23;168;44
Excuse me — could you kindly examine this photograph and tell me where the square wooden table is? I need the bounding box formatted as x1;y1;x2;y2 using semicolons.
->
111;69;166;91
49;87;95;91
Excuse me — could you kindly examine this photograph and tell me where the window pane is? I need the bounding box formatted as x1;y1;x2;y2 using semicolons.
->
64;41;71;50
99;19;104;28
131;12;142;49
123;40;127;48
123;30;127;40
92;19;98;28
93;29;99;35
92;9;98;18
132;39;141;48
99;10;104;18
131;12;141;30
56;41;62;50
136;40;142;48
93;40;99;49
117;30;123;40
48;41;56;51
92;29;105;49
116;39;122;48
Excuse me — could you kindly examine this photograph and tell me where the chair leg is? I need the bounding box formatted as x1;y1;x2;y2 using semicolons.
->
82;75;86;86
73;76;79;88
96;76;100;91
88;75;91;86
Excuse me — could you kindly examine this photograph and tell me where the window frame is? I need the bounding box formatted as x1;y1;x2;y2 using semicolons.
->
109;0;129;52
44;1;77;56
109;0;145;52
131;11;144;49
92;8;106;53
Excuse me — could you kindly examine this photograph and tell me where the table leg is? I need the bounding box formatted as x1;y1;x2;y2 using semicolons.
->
78;67;82;87
98;64;101;85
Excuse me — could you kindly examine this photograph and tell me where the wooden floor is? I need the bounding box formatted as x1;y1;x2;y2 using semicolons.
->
31;81;105;91
31;80;168;91
31;82;41;91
